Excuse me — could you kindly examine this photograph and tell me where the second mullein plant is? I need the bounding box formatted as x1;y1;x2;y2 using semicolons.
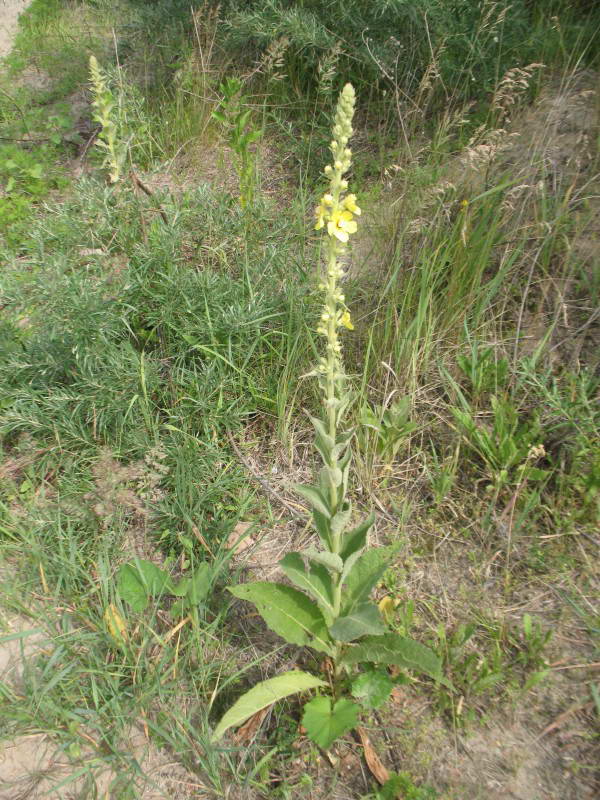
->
213;85;446;749
88;56;123;184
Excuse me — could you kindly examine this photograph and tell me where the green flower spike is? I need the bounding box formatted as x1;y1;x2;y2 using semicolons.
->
89;55;122;184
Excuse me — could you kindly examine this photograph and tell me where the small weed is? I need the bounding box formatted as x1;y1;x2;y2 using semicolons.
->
457;345;509;403
363;771;438;800
431;614;552;724
359;397;419;464
0;142;68;246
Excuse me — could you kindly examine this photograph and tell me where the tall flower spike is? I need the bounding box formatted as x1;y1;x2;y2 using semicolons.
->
89;56;122;184
314;83;360;449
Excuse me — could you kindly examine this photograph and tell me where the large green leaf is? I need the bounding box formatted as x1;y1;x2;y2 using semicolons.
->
280;553;334;624
302;696;359;750
329;602;386;642
229;582;332;654
340;633;449;685
116;560;172;613
211;671;325;742
341;547;392;614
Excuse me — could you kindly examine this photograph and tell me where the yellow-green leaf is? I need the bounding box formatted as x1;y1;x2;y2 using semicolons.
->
211;671;325;742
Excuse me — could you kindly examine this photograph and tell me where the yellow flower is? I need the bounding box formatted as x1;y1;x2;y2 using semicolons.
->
343;194;361;215
340;311;354;330
315;204;327;230
327;209;357;243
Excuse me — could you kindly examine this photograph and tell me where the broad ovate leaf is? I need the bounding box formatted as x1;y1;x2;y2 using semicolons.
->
211;670;325;742
116;560;172;613
229;582;332;654
302;696;359;750
351;669;394;710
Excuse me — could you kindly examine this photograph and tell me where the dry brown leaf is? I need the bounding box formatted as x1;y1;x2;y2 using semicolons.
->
233;707;270;744
390;686;405;704
191;523;214;557
356;725;390;786
226;521;256;555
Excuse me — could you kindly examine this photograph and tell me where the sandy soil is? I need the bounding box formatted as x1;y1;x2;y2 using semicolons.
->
0;0;29;60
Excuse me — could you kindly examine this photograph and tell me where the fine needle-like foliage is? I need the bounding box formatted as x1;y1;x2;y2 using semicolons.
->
212;84;445;750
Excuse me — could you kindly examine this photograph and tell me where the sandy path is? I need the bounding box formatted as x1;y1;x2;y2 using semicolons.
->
0;0;30;60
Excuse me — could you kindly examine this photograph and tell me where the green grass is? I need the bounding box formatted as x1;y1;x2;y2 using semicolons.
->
0;0;599;797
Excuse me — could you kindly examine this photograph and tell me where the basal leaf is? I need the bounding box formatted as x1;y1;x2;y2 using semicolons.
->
302;696;359;750
351;669;394;709
229;582;332;654
329;602;386;642
117;560;172;613
211;670;325;742
340;633;449;685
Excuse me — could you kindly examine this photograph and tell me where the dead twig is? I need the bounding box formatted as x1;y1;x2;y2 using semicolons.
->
130;171;170;225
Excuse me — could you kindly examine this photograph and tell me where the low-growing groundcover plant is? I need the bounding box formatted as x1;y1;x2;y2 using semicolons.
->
212;84;446;750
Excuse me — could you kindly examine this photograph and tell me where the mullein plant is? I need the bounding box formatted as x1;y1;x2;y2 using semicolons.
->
212;85;445;750
88;56;123;184
212;76;262;210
